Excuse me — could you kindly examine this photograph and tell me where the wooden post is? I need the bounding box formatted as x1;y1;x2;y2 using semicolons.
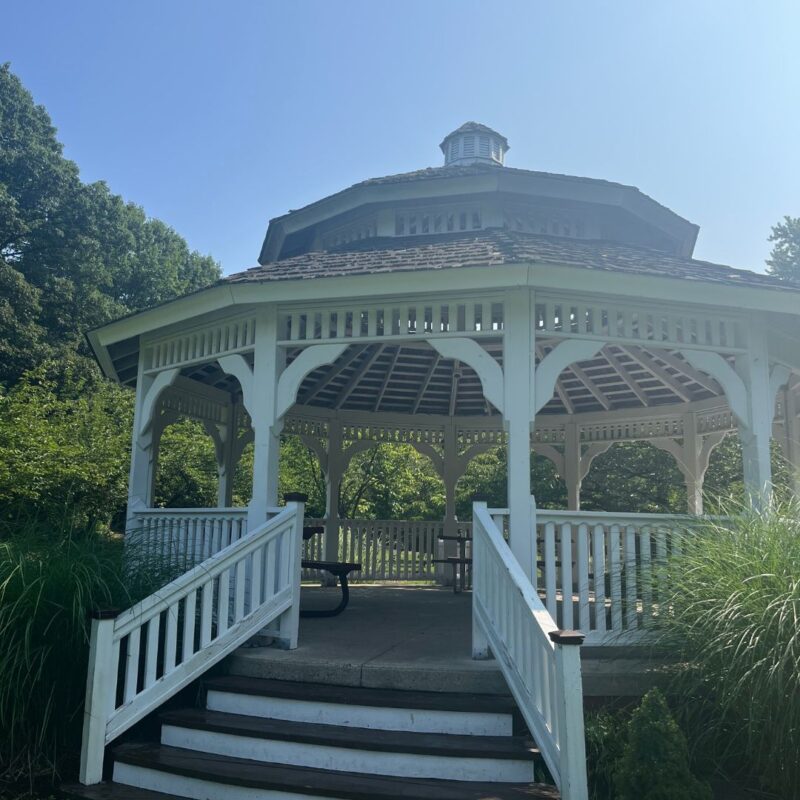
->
503;289;536;579
324;422;342;566
471;500;490;659
549;629;589;800
736;316;773;508
281;493;307;650
564;423;581;511
79;609;120;785
249;306;283;528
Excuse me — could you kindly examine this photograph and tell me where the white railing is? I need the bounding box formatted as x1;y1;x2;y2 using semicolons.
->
472;503;588;799
339;519;443;580
80;502;305;785
129;508;249;572
535;510;697;644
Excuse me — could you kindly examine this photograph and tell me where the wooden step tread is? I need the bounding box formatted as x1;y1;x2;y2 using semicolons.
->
62;781;184;800
161;708;539;760
205;675;516;714
114;742;560;800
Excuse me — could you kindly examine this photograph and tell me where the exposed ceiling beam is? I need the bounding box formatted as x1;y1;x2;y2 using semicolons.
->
298;344;368;404
566;363;612;410
604;349;651;406
652;349;722;394
449;360;461;417
413;355;442;414
536;343;575;414
374;347;401;412
334;345;385;409
620;346;693;402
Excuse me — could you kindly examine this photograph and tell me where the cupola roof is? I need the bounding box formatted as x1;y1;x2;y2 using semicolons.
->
439;121;509;167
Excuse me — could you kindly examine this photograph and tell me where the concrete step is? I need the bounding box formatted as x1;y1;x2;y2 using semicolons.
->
204;675;517;736
160;708;539;782
112;742;560;800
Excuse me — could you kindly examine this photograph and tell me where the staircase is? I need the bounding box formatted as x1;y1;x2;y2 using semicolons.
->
72;675;560;800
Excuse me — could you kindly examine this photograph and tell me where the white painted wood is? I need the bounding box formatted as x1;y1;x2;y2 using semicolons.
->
205;691;513;736
114;762;328;800
79;615;118;784
79;504;304;783
160;726;535;782
428;336;505;414
534;339;603;415
472;503;588;798
276;343;349;419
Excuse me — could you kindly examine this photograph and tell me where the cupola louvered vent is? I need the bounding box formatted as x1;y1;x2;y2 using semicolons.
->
440;122;508;167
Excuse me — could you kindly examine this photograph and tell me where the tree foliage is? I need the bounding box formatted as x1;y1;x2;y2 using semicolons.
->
767;215;800;282
0;63;220;387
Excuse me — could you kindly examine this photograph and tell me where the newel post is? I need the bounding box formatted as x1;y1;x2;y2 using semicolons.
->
471;498;491;660
549;629;589;800
79;609;121;785
282;492;307;650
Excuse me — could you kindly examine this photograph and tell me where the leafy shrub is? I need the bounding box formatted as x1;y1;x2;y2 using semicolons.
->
585;708;628;800
0;519;179;785
659;504;800;798
613;690;711;800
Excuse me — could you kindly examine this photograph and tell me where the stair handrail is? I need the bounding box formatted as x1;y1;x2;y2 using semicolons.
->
79;500;305;785
472;501;588;800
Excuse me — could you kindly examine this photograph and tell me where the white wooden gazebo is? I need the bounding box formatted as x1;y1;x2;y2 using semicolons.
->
81;123;800;795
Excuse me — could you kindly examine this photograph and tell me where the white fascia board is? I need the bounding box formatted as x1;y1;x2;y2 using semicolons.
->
86;327;121;381
89;260;800;353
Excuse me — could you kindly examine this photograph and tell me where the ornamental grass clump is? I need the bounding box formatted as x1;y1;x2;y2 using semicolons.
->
659;501;800;798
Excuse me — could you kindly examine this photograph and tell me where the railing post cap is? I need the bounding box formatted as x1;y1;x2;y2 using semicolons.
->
284;492;308;503
89;608;121;621
548;629;585;646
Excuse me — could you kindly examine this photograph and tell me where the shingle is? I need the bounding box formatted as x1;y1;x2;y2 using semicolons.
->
225;229;796;292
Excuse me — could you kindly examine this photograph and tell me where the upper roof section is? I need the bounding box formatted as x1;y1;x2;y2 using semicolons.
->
258;124;700;264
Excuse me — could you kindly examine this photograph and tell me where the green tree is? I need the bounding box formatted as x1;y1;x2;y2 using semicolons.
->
0;63;220;387
767;215;800;281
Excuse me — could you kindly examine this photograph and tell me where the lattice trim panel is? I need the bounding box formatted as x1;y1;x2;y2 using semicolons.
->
145;315;257;373
279;297;504;345
535;294;745;353
158;388;228;426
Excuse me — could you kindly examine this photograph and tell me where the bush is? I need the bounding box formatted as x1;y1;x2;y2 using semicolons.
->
660;504;800;798
613;690;711;800
585;708;628;800
0;518;178;786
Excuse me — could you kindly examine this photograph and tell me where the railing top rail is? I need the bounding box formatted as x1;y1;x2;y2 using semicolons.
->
473;504;557;647
536;509;724;525
114;505;296;639
339;518;445;525
132;506;249;516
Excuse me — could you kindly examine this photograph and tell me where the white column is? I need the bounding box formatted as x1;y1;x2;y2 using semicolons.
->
442;420;459;539
127;369;156;527
564;423;581;511
216;402;238;508
736;317;773;506
680;413;703;515
503;289;535;579
249;306;283;528
324;420;343;563
782;384;800;497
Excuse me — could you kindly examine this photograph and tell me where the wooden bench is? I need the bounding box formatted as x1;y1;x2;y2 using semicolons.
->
300;560;361;617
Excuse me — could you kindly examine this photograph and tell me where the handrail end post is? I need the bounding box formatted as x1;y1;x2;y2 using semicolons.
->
271;493;306;650
79;611;119;784
550;630;589;800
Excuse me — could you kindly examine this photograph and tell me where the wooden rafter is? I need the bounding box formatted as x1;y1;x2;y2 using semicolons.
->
651;349;722;394
566;362;612;410
604;348;650;406
449;360;461;416
413;354;442;414
298;344;368;404
334;345;385;409
374;347;401;412
620;346;693;402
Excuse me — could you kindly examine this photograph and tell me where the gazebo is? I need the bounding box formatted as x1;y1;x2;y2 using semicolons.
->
80;123;800;797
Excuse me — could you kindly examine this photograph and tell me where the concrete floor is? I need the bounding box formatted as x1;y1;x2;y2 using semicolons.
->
227;585;664;698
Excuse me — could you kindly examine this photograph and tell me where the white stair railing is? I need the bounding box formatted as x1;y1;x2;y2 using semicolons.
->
472;502;588;800
79;501;305;785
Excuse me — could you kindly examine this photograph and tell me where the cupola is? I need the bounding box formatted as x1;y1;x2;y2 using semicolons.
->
439;122;508;167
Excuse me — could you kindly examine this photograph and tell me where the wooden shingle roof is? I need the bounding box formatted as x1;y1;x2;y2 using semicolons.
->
227;229;793;292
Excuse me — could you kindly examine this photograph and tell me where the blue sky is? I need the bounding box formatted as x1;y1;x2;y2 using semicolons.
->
2;1;798;274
